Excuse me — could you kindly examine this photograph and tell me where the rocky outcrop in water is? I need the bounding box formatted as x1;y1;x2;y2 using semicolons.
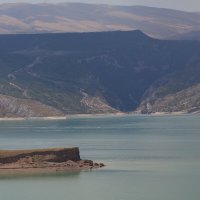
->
0;148;104;174
0;148;80;164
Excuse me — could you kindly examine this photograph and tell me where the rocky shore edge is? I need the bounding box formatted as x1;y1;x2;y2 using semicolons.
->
0;148;105;175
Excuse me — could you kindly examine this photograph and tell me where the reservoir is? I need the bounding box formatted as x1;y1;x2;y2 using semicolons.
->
0;114;199;200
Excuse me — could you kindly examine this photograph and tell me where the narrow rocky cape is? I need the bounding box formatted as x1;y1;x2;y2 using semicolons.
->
0;148;104;175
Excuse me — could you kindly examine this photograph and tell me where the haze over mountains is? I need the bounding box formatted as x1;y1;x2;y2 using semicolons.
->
0;31;200;117
1;3;200;38
169;31;200;41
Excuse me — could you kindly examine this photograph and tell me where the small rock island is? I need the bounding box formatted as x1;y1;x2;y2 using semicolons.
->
0;147;104;174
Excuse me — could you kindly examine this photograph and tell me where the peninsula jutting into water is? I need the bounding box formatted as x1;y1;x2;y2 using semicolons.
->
0;147;104;174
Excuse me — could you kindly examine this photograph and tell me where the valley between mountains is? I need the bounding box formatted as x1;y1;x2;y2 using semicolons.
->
0;31;200;117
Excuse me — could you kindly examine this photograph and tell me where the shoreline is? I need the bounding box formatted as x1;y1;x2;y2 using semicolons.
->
0;111;198;121
0;113;125;121
0;160;104;175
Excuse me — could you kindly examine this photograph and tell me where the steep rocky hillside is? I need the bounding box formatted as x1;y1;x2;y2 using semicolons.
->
0;94;63;118
136;62;200;113
137;84;200;114
0;31;200;116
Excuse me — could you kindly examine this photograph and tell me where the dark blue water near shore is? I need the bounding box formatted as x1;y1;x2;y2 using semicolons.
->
0;114;200;200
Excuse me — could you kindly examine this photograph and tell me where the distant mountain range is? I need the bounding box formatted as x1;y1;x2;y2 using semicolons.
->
0;3;200;38
0;30;200;117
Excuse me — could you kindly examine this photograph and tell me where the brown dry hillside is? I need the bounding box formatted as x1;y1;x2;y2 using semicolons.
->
0;3;200;38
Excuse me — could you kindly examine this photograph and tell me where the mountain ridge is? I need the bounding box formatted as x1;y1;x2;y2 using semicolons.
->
0;3;200;38
0;30;200;117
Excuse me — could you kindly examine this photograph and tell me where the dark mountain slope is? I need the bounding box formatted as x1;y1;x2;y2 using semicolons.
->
0;30;200;116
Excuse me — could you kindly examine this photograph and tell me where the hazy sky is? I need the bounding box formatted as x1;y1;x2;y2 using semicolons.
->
0;0;200;12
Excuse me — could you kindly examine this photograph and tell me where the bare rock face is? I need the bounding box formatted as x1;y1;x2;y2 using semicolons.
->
0;148;81;164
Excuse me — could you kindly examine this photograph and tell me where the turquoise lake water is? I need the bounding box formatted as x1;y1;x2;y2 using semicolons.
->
0;114;200;200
